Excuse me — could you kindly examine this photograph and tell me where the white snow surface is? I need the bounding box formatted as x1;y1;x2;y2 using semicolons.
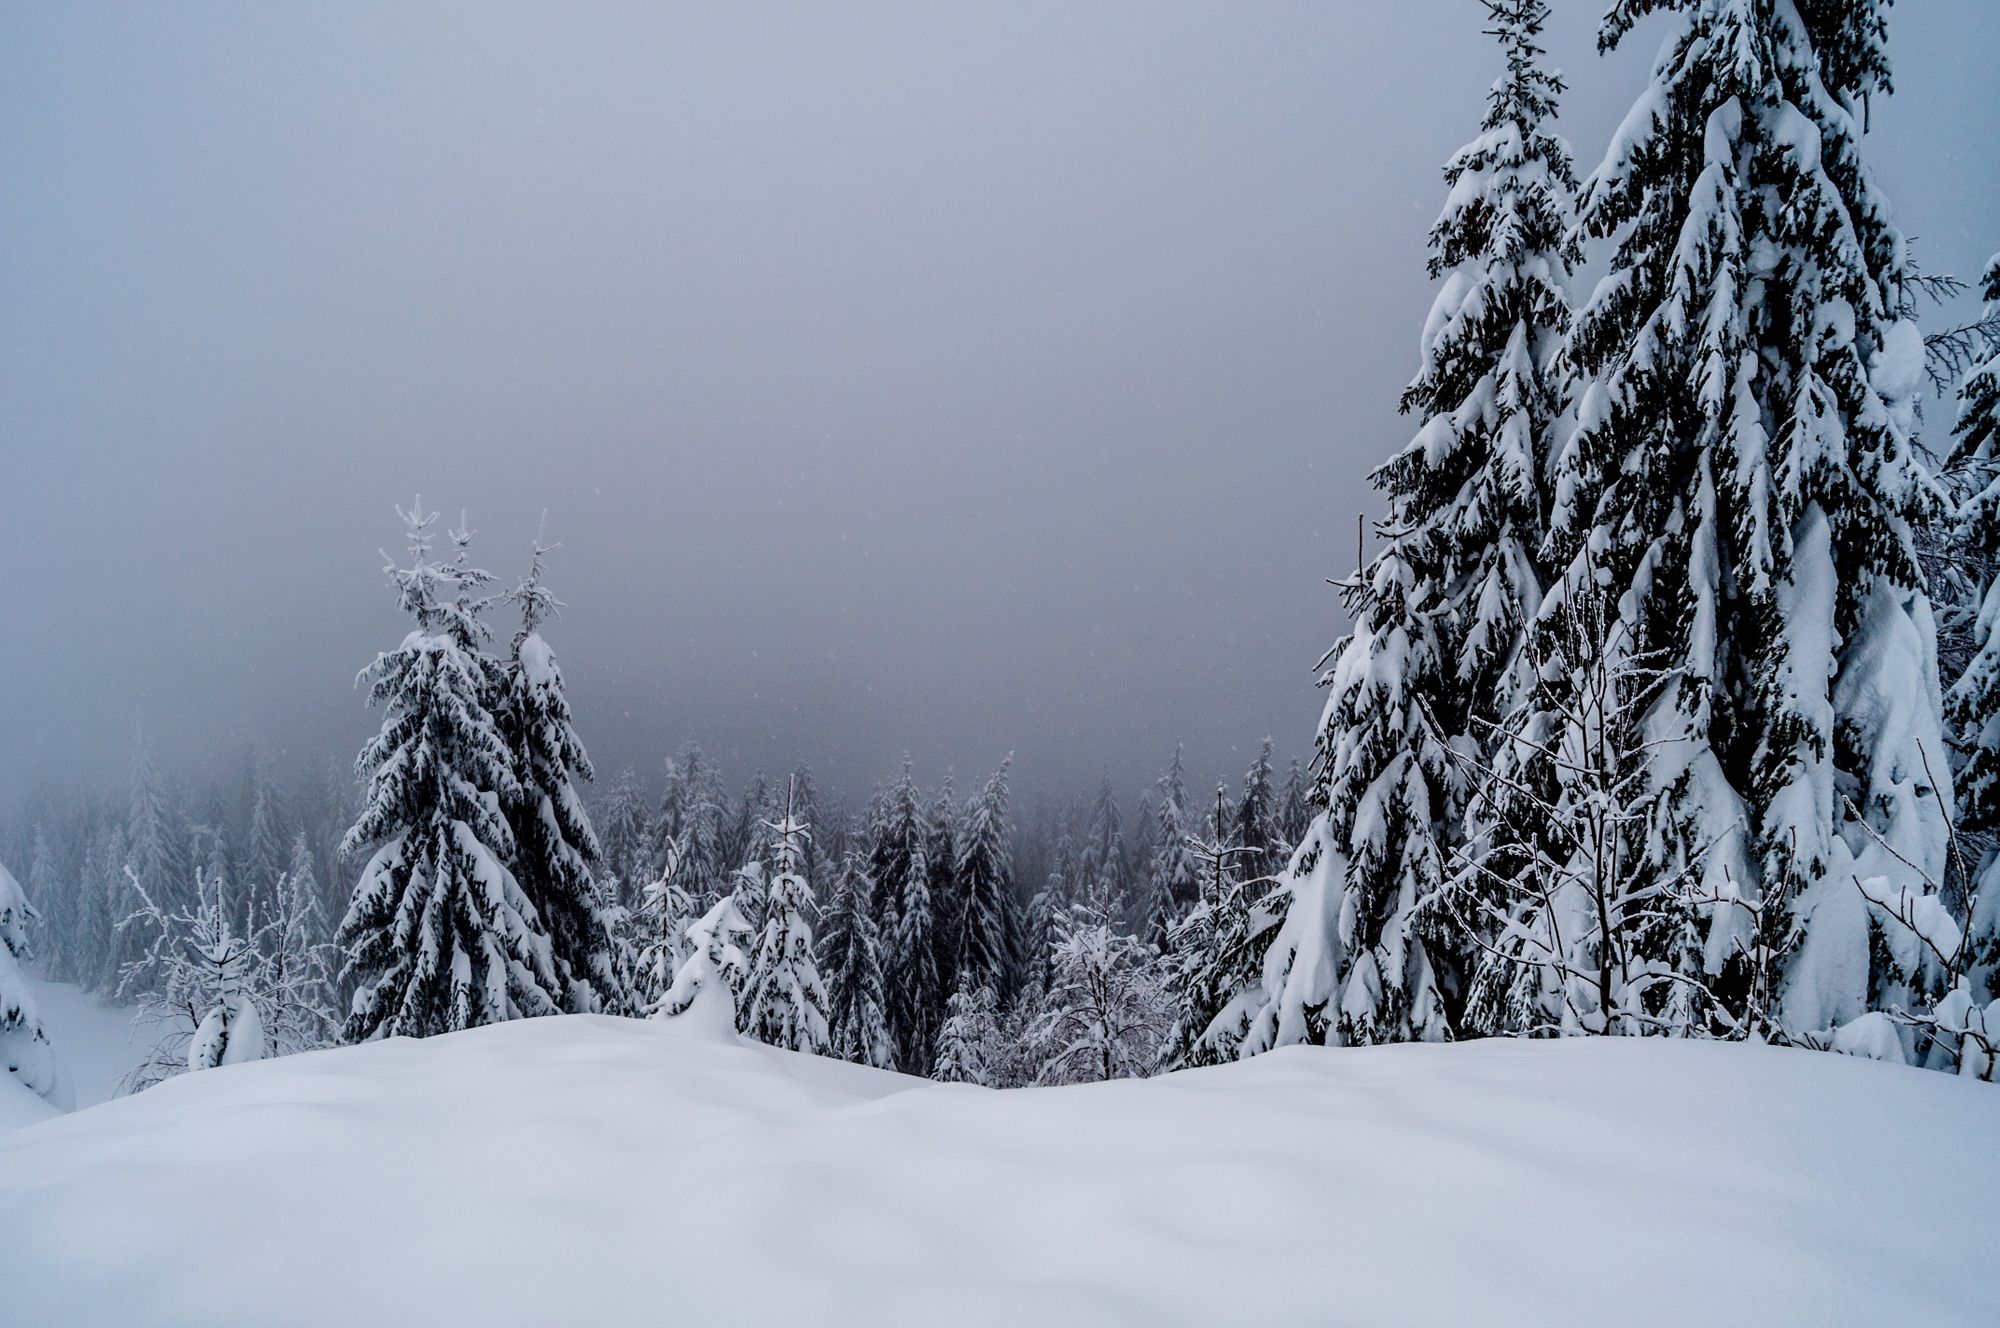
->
21;973;140;1108
1;1017;1994;1327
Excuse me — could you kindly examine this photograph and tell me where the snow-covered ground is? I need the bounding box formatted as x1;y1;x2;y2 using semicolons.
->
22;973;145;1108
1;1016;1994;1327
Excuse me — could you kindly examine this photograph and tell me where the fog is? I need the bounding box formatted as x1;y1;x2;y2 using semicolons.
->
5;2;1998;808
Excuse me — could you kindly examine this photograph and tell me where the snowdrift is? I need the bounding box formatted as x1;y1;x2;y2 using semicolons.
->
1;1017;1994;1327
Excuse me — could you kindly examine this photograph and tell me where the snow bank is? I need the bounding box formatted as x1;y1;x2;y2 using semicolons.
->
1;1018;1993;1327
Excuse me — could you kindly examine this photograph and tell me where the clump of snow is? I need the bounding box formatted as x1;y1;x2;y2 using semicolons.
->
1830;1011;1906;1064
658;896;752;1040
1;1019;1994;1326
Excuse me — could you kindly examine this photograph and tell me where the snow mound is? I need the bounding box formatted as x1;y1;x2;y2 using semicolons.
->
1;1018;1994;1327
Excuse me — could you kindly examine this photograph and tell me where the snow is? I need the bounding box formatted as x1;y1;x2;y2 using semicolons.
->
20;974;142;1108
0;1074;60;1134
1870;317;1926;412
515;629;557;688
3;1017;1994;1327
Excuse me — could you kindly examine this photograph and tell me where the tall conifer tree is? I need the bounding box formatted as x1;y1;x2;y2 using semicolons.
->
952;758;1013;997
1556;0;1945;1035
496;532;622;1014
1245;0;1577;1049
337;502;561;1040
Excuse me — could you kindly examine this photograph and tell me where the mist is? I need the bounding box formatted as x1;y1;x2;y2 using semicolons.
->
5;1;1998;809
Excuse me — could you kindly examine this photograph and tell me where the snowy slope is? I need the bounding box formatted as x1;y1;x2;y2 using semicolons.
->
22;974;143;1107
1;1017;1993;1328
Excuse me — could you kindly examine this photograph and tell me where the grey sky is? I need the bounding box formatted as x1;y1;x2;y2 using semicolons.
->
5;2;1998;809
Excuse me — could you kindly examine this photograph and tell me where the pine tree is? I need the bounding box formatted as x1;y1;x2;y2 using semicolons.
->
199;820;239;931
872;759;938;1068
925;775;961;1001
496;532;622;1015
1081;775;1127;910
1146;747;1201;944
742;784;829;1054
1127;790;1156;927
1024;855;1068;998
1559;0;1945;1038
265;836;339;1056
112;728;188;992
1166;786;1281;1068
932;979;1001;1085
789;762;822;880
0;860;71;1110
1277;757;1312;848
595;768;654;910
951;758;1013;999
243;760;290;904
817;849;895;1068
724;772;774;883
26;827;71;982
75;824;124;994
1945;253;2000;1005
1251;0;1577;1049
1233;739;1282;879
336;501;561;1041
658;744;727;906
635;839;696;1015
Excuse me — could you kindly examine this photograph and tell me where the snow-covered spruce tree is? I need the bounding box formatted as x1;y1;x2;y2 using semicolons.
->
1233;740;1282;879
1944;253;2000;1005
107;729;189;993
1022;851;1070;997
951;758;1012;999
659;895;754;1039
723;772;774;892
1;860;72;1110
872;760;939;1069
595;768;654;910
1167;786;1282;1068
932;979;1001;1086
657;744;728;907
496;532;623;1015
817;848;895;1068
337;501;561;1041
1030;894;1172;1085
727;856;769;949
243;763;290;909
634;838;696;1015
925;775;962;1001
742;786;829;1054
1555;0;1945;1039
26;827;74;983
1244;0;1577;1051
1081;775;1128;911
1127;790;1156;932
1277;757;1312;852
1146;747;1201;944
75;823;124;994
265;836;340;1056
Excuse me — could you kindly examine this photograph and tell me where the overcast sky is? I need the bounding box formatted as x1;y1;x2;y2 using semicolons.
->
5;2;1998;810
